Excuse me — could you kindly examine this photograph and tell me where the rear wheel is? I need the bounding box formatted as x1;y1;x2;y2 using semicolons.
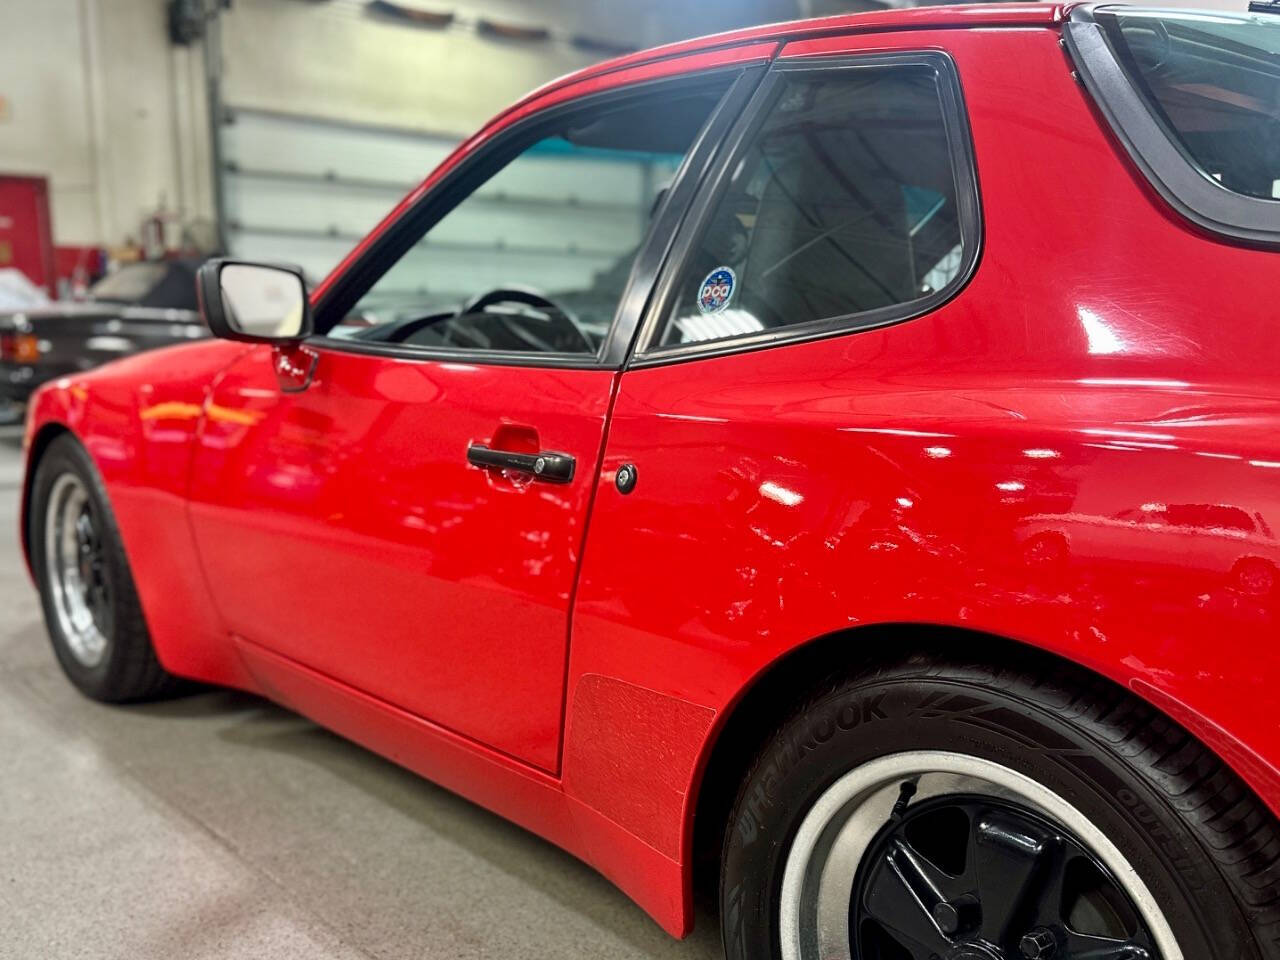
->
29;434;178;702
720;653;1280;960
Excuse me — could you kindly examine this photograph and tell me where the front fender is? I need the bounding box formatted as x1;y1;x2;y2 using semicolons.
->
19;340;259;689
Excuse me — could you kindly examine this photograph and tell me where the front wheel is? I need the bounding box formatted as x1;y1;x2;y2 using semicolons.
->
29;434;178;702
720;653;1280;960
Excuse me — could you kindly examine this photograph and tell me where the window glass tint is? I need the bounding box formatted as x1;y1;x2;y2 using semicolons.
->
1098;8;1280;201
657;66;967;348
336;89;727;356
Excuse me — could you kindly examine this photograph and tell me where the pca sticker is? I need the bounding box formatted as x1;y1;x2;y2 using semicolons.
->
697;266;736;315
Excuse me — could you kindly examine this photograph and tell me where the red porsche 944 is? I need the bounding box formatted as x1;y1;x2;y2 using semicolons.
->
19;5;1280;959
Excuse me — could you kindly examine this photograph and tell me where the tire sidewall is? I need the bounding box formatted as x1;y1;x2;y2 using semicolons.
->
721;662;1256;960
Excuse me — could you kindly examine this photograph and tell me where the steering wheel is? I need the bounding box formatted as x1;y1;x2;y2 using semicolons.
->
371;286;593;353
458;286;593;354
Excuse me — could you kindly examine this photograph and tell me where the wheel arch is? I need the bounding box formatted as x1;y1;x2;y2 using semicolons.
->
683;621;1280;914
17;361;254;692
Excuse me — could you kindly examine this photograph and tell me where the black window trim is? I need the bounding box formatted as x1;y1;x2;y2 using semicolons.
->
305;63;768;371
1065;4;1280;248
627;49;982;369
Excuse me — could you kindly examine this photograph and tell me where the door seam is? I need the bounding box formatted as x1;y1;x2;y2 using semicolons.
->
554;367;625;776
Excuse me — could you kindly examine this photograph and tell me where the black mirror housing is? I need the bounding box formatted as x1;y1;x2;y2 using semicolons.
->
197;259;313;344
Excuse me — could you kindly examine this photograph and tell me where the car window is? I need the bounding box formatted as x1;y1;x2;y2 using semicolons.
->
89;263;168;304
654;64;971;349
335;87;731;357
1164;504;1256;532
1096;8;1280;202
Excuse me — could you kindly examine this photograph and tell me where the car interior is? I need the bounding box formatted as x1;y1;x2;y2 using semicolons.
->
344;90;727;356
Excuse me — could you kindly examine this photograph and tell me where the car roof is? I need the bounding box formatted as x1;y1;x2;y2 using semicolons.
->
520;3;1067;111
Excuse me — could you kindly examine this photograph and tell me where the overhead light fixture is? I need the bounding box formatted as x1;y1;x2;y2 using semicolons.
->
365;1;454;29
477;17;550;42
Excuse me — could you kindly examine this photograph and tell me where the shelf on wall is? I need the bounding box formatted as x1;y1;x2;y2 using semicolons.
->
228;222;631;260
224;163;646;215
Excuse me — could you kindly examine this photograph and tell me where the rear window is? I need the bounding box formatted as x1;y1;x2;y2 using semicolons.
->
1097;8;1280;201
1069;6;1280;245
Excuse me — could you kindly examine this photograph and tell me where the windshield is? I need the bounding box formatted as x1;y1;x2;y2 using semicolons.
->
1096;7;1280;201
88;262;167;304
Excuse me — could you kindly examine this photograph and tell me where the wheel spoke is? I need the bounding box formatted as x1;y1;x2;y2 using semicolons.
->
89;581;110;625
860;841;954;957
970;809;1057;945
1062;929;1153;959
812;758;1174;960
896;834;971;900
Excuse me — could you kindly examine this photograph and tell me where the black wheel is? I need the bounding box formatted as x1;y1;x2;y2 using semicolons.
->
28;434;178;702
720;652;1280;960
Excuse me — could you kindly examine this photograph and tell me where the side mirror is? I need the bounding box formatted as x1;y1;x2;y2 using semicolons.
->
197;259;312;343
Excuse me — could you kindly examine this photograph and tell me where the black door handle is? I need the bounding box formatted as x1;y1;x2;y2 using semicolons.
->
466;443;575;483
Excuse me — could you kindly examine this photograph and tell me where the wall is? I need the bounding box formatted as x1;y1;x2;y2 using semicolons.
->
0;0;97;245
215;0;804;135
0;0;653;252
218;0;603;138
0;0;209;249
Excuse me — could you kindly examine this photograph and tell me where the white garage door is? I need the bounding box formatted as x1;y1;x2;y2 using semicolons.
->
220;107;677;324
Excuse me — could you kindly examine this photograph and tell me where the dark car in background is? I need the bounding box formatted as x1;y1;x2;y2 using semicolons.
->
0;258;207;414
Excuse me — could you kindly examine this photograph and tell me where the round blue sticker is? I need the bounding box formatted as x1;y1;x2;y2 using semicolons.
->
697;266;736;315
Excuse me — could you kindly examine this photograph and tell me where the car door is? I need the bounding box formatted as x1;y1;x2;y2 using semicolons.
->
185;60;763;772
568;35;984;701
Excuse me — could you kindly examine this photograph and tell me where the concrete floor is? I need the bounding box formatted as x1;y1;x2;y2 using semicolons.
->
0;425;721;960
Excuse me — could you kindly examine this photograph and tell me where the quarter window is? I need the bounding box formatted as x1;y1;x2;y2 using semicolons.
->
654;62;973;349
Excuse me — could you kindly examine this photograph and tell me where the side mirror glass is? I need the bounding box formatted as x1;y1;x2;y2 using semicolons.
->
198;260;312;343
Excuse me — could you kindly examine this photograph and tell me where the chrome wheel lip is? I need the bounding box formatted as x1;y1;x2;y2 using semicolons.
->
778;750;1182;960
44;472;111;669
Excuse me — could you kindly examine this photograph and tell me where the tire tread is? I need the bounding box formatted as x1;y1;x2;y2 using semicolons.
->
926;655;1280;956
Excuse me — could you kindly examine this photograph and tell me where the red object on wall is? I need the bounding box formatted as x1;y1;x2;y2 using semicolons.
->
53;246;105;296
0;175;56;295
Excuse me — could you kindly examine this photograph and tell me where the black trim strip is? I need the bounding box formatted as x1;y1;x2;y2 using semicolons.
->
1065;5;1280;248
307;335;605;369
600;65;767;366
308;63;767;371
627;50;983;369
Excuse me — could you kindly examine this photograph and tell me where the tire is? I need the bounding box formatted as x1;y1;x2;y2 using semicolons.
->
28;434;179;702
720;651;1280;960
1231;557;1278;598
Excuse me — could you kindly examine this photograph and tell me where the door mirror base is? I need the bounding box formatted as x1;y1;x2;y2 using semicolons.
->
273;343;319;393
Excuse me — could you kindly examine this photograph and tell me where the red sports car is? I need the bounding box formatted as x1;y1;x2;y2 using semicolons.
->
17;5;1280;959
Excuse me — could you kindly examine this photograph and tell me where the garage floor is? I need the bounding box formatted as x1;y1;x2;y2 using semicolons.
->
0;426;720;960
